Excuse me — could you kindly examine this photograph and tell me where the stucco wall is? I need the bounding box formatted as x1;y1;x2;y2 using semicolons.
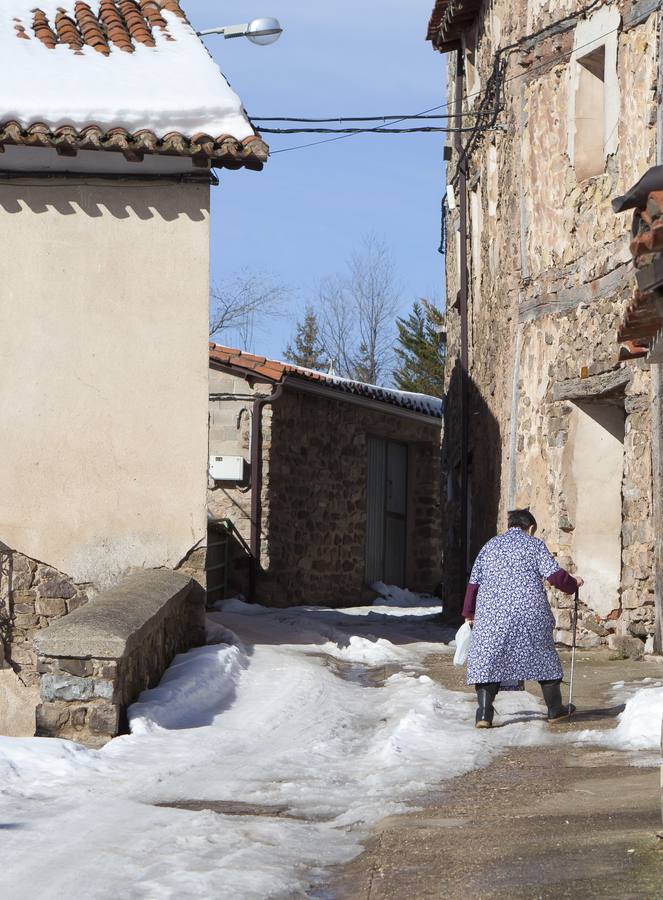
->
0;178;210;588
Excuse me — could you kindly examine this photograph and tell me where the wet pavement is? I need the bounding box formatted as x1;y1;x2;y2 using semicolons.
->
326;649;663;899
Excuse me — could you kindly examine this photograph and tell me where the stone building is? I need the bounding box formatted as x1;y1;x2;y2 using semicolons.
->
428;0;663;650
0;0;268;741
208;344;444;607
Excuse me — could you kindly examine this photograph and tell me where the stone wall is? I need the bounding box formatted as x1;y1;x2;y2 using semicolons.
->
208;371;443;606
440;0;660;646
34;569;204;747
264;387;443;606
207;367;272;596
0;548;89;687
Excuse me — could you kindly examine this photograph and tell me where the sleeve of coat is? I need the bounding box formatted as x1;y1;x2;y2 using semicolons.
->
462;584;479;618
547;568;578;595
535;539;560;579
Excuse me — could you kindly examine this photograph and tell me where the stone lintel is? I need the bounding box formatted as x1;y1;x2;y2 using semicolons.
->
552;367;632;403
34;569;193;659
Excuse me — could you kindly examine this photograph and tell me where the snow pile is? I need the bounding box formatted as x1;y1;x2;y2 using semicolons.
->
128;639;247;734
1;2;255;140
610;685;663;750
574;679;663;754
371;581;442;611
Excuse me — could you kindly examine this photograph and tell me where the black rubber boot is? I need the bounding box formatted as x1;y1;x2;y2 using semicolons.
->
475;683;499;728
539;679;575;722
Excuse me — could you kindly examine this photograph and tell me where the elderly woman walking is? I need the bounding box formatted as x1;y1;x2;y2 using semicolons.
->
463;509;583;728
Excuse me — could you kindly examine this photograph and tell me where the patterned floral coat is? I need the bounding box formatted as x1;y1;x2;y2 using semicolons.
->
464;527;576;685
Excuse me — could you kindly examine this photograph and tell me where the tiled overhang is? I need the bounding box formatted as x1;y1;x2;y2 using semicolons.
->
617;188;663;363
0;121;268;169
426;0;482;51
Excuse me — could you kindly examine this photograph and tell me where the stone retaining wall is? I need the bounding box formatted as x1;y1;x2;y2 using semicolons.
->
34;569;205;747
0;546;88;688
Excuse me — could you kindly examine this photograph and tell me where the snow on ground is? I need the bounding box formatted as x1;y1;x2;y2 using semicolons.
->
573;677;663;760
0;595;658;898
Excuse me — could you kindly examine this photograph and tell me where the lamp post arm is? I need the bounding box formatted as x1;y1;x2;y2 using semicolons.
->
197;23;249;39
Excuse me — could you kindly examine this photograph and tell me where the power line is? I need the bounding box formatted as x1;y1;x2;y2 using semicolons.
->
449;0;652;185
259;125;483;134
268;0;643;158
268;102;463;154
252;113;482;122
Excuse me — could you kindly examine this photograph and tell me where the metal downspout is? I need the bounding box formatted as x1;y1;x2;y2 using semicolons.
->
455;47;470;590
249;382;284;602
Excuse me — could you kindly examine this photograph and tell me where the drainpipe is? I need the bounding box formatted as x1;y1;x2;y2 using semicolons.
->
652;365;663;654
249;382;284;601
653;10;663;654
454;47;470;593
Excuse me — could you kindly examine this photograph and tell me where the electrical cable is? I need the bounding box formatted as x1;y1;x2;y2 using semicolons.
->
258;125;488;134
449;0;651;186
267;0;636;157
251;113;482;122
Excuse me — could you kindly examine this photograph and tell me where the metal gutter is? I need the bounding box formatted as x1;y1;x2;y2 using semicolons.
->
653;5;663;654
0;170;217;185
281;375;443;426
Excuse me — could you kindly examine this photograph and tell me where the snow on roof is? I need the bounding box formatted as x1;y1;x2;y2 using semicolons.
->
208;344;444;419
0;1;268;169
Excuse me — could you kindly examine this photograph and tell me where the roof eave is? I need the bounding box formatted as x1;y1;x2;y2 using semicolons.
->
0;122;268;171
282;374;443;426
426;0;482;52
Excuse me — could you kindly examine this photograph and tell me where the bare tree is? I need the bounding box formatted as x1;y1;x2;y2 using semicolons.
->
209;270;287;350
318;235;400;384
318;275;356;377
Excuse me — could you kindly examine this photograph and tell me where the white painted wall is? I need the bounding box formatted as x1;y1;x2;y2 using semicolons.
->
0;178;210;587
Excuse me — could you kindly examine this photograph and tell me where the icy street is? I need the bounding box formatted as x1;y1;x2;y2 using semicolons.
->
0;591;661;900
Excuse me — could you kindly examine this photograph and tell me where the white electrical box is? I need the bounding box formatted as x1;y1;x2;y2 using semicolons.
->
209;455;245;481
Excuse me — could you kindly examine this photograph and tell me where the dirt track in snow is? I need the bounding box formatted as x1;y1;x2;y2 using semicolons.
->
328;650;663;899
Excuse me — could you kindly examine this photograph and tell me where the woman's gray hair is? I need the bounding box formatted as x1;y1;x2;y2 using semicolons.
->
507;509;537;531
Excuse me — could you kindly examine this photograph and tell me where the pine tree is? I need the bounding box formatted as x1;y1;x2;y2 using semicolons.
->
393;300;446;398
283;306;329;371
352;342;377;384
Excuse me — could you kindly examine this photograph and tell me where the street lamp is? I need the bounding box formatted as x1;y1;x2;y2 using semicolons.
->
197;17;283;45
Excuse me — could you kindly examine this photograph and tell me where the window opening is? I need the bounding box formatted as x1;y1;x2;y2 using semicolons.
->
574;45;606;181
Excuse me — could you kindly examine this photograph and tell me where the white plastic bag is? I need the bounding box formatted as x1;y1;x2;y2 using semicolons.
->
453;621;472;667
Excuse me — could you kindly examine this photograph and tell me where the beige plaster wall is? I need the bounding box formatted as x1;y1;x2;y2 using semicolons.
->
566;402;624;619
0;179;210;588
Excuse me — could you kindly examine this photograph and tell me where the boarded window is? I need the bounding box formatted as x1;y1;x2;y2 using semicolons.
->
567;401;624;619
574;45;606;181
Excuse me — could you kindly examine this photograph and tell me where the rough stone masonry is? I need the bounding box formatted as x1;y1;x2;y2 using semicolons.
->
435;0;660;649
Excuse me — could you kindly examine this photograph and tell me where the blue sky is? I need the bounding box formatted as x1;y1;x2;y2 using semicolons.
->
187;1;446;359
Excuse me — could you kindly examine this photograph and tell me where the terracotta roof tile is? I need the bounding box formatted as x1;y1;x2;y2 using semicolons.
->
7;1;270;170
0;119;268;169
208;343;443;418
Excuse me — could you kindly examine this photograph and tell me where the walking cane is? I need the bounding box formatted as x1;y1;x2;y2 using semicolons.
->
567;588;579;718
